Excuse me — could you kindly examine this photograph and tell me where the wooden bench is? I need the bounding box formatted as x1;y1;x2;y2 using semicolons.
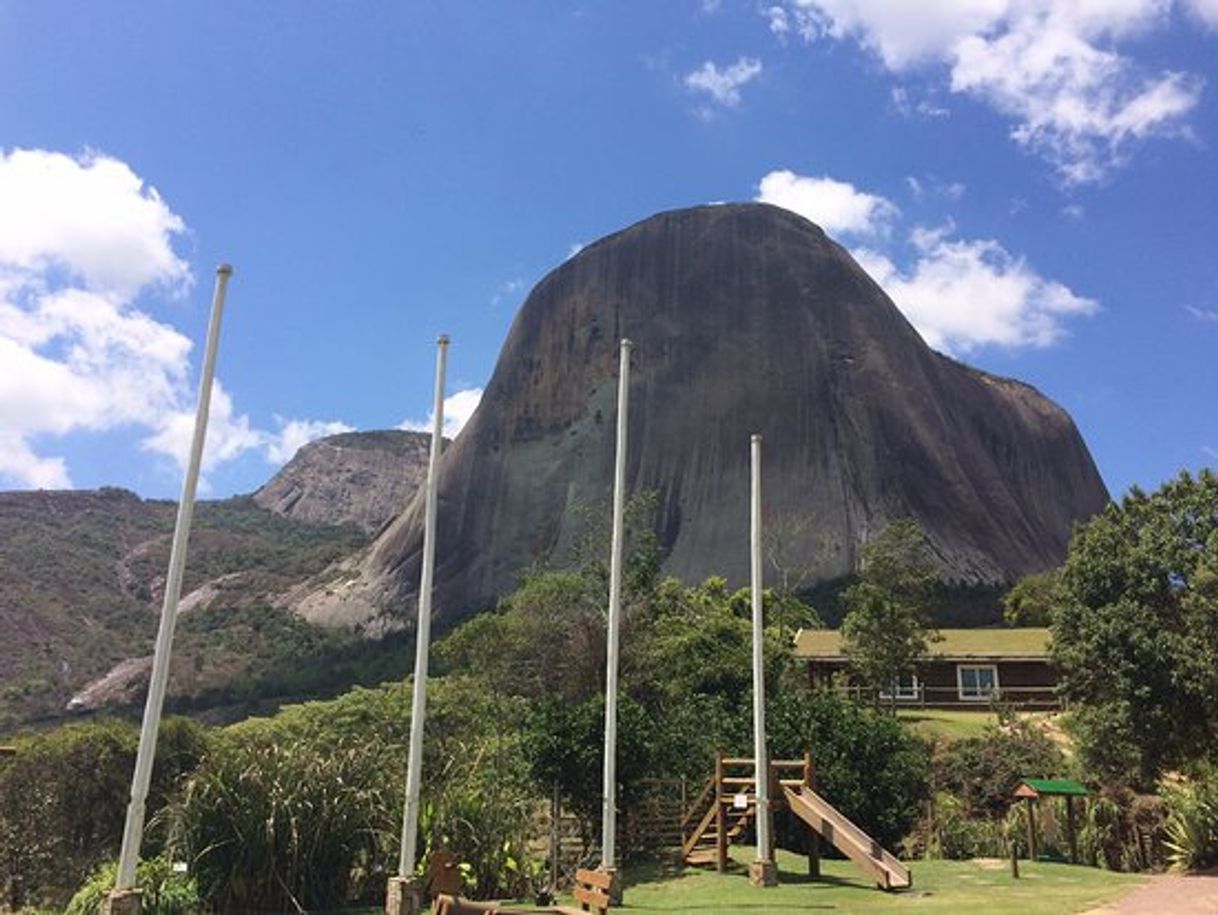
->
553;868;614;915
430;868;614;915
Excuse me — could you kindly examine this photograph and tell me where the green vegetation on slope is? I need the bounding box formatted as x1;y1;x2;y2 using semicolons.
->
0;488;366;730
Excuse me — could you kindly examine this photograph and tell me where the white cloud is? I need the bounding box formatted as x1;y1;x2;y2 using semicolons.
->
139;381;263;476
401;387;483;440
891;86;950;119
0;147;351;490
0;432;70;489
904;174;965;201
855;228;1098;353
491;277;525;306
756;167;1097;353
756;169;900;237
0;149;198;487
142;394;356;478
1187;0;1218;27
1204;445;1218;459
772;0;1205;182
684;57;764;107
265;417;355;464
0;148;189;298
766;5;791;36
1185;304;1218;323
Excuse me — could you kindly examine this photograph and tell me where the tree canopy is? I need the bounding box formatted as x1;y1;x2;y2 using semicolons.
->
1052;469;1218;785
840;519;940;707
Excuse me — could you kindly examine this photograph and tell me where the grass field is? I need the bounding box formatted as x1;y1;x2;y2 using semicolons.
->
606;847;1144;914
896;708;999;741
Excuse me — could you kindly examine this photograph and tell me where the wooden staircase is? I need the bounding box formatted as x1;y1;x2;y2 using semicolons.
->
679;754;813;870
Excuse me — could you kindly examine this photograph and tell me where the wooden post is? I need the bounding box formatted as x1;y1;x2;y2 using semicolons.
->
804;752;819;878
1010;838;1020;879
1066;796;1077;864
550;781;561;895
1025;799;1038;861
715;752;727;874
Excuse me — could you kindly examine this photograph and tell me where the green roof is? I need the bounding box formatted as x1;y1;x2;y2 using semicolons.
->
793;627;1051;660
1019;778;1088;797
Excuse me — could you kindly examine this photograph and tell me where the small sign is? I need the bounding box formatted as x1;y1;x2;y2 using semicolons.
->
733;793;750;809
171;861;188;874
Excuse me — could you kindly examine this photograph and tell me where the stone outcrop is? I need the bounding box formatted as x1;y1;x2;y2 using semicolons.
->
295;204;1109;633
255;430;435;534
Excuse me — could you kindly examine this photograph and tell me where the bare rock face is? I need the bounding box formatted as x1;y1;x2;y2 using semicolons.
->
296;204;1108;633
255;430;435;534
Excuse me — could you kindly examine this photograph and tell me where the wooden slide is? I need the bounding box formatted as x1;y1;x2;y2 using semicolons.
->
782;785;912;891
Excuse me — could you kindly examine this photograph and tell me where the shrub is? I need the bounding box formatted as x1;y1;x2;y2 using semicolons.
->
0;717;207;910
903;793;1006;860
1071;787;1166;872
169;736;393;912
1162;772;1218;872
767;688;931;848
171;675;541;909
526;693;655;841
932;718;1066;819
65;856;199;915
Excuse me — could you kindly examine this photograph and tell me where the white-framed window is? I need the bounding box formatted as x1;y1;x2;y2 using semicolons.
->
957;664;1000;701
880;673;921;701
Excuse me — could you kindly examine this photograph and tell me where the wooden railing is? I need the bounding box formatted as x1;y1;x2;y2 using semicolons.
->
679;753;818;873
824;684;1061;709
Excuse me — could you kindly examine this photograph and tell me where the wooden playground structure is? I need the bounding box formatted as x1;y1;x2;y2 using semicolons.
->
679;754;912;891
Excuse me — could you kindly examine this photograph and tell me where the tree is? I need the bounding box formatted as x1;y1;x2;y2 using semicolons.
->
1052;470;1218;785
1002;568;1062;627
767;688;930;848
524;694;654;841
436;492;662;702
839;519;939;710
0;717;208;911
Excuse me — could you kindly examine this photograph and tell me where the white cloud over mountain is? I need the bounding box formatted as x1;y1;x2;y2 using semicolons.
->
0;149;349;489
401;387;483;440
769;0;1207;182
684;57;763;107
757;170;900;237
756;168;1098;353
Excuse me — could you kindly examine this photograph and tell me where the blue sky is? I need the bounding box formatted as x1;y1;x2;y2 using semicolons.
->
1;1;1216;500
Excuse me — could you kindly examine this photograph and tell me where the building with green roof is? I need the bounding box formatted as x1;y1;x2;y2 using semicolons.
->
793;628;1059;709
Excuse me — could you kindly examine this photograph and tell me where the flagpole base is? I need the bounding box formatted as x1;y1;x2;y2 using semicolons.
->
599;866;623;905
102;888;143;915
750;858;778;887
385;875;424;915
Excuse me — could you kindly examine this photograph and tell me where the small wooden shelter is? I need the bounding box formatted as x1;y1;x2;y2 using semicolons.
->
1014;778;1088;863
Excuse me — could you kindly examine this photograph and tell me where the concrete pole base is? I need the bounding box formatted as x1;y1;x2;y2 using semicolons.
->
600;866;623;905
385;875;424;915
749;859;779;887
102;888;143;915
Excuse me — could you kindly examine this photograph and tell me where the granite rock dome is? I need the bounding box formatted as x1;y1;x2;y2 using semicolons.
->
296;203;1108;632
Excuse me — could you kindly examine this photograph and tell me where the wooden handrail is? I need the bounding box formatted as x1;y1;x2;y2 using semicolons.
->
720;756;806;768
681;799;719;858
679;775;715;832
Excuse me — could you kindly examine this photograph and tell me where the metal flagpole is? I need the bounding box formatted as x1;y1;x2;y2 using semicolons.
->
392;334;448;909
600;338;632;883
750;434;777;886
111;264;234;905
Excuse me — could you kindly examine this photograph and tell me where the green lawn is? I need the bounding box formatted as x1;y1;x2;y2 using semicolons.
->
610;847;1144;914
897;708;999;741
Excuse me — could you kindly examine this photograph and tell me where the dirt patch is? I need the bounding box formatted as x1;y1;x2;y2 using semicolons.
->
1086;873;1218;914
